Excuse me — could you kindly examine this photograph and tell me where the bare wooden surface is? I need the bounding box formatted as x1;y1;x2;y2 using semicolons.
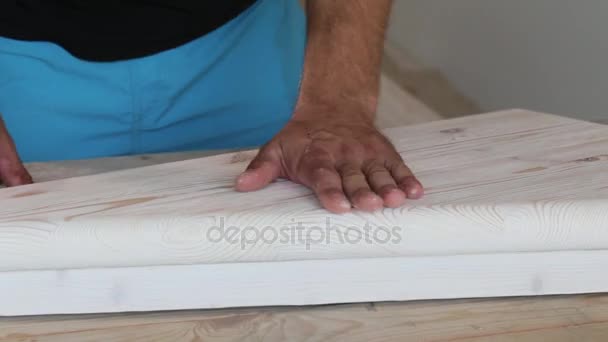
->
1;295;607;341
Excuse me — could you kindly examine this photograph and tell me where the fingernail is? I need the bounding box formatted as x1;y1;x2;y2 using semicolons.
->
236;174;252;189
237;171;254;182
339;199;352;210
407;184;424;199
408;187;420;197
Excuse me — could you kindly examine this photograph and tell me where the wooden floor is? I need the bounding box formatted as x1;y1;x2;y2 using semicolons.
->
1;294;608;341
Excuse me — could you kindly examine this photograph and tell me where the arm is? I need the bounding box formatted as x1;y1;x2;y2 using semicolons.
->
237;0;424;213
295;0;391;121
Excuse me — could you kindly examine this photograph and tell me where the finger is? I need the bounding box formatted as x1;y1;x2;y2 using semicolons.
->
0;161;32;187
338;163;383;212
299;159;350;214
389;160;424;199
235;147;281;192
0;116;32;187
363;160;406;208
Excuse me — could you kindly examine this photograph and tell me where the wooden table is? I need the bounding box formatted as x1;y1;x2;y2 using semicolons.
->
1;110;608;341
1;294;607;342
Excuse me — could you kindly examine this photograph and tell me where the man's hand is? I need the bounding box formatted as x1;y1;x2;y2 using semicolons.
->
236;105;423;213
0;116;32;187
237;0;422;212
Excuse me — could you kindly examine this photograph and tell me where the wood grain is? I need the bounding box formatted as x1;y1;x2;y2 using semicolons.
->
2;294;608;341
1;110;607;271
1;110;608;317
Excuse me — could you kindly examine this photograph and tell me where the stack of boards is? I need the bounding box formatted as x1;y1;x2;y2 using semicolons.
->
1;110;607;316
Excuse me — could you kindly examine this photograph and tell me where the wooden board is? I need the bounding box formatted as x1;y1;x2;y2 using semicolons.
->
1;110;608;316
2;251;607;317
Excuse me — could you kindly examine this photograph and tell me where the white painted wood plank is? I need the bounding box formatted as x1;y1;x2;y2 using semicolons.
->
2;251;607;316
1;198;607;272
1;111;607;272
24;150;231;184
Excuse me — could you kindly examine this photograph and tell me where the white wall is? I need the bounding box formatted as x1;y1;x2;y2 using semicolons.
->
388;0;608;121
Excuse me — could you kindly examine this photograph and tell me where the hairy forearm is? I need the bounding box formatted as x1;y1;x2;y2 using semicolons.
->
295;0;393;122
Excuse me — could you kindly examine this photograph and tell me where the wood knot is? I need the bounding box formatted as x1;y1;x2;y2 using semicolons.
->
11;190;46;198
514;166;547;174
576;156;600;163
440;128;464;134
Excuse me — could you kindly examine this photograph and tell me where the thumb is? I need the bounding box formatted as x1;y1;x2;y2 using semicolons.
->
0;116;33;187
235;147;281;192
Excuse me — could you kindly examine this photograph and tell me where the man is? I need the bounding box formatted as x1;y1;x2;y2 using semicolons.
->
0;0;423;213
